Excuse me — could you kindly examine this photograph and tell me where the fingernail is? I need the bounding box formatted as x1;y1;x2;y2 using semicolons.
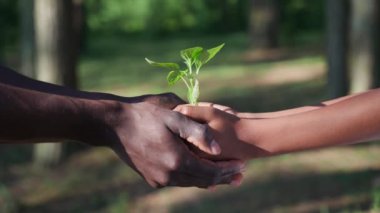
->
173;106;182;112
210;140;221;155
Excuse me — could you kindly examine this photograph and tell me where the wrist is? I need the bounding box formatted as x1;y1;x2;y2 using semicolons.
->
75;98;126;147
234;118;279;158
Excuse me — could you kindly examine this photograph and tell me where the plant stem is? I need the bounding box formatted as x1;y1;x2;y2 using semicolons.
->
186;60;193;74
180;76;191;90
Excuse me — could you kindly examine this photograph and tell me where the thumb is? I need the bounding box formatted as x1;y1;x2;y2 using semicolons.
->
166;111;221;155
197;102;237;115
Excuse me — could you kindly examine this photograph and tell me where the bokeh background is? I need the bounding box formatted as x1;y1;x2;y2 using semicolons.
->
1;0;380;212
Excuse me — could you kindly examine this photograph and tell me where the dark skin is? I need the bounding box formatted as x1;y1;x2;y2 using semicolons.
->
0;66;244;188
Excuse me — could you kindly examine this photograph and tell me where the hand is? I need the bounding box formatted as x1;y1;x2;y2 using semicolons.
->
175;104;270;161
91;96;244;188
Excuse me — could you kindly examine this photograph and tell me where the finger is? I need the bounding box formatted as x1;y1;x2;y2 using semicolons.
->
197;102;236;114
167;168;242;188
219;173;244;186
183;155;245;186
166;112;221;155
214;160;246;177
166;172;211;188
174;105;221;123
230;173;244;186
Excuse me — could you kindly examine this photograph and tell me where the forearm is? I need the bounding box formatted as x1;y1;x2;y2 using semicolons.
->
238;89;380;157
0;82;116;145
238;106;321;119
238;93;362;119
0;66;124;145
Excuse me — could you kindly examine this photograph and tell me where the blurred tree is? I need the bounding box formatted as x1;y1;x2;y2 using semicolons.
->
146;0;211;36
34;0;78;167
73;0;87;52
217;0;248;32
0;0;19;62
279;0;325;46
20;0;35;78
326;0;349;98
373;1;380;88
349;0;377;93
84;0;249;36
249;0;280;48
349;0;378;93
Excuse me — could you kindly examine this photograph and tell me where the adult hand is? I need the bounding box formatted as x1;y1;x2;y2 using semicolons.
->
90;97;244;188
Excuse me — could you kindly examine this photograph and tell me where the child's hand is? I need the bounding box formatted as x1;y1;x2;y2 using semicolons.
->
175;104;267;161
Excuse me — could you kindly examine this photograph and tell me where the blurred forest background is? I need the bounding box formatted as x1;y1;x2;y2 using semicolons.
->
1;0;380;212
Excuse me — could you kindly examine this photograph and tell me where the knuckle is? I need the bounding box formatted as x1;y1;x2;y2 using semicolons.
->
143;95;159;104
194;124;209;139
165;111;183;125
171;111;184;123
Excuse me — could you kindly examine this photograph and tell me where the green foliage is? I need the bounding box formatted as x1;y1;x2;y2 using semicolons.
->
167;70;186;86
203;43;225;64
279;0;325;45
85;0;151;34
146;43;224;104
0;0;19;59
84;0;249;36
145;58;180;70
83;0;325;40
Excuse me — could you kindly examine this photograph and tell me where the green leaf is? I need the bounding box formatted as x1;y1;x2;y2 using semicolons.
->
204;43;225;64
145;58;180;70
198;50;210;65
167;70;186;86
180;47;203;61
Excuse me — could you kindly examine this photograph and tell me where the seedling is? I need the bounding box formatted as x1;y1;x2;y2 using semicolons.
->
145;43;225;105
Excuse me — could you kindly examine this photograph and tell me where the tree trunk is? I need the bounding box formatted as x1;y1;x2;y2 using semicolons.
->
349;0;378;93
20;0;35;78
373;1;380;87
326;0;349;98
249;0;280;49
34;0;77;167
72;0;86;54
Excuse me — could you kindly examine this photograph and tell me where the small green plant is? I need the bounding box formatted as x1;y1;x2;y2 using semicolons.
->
145;43;225;105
